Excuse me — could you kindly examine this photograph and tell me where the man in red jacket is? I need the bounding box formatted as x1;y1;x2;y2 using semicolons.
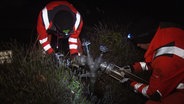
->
126;17;184;104
37;0;83;59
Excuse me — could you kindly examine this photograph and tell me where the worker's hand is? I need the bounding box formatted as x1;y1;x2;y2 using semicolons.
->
71;54;86;66
51;52;64;67
120;65;133;83
122;65;132;73
120;77;130;83
122;79;135;91
70;53;78;59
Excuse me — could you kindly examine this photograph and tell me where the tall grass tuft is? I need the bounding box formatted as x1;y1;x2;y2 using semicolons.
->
85;21;148;104
88;21;144;65
0;40;90;104
0;21;148;104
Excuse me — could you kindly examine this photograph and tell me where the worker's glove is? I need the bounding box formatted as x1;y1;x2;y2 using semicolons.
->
72;54;87;66
119;65;132;83
122;79;134;91
122;65;132;73
120;78;129;83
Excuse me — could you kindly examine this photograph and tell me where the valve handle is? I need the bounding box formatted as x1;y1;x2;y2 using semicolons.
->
99;45;108;53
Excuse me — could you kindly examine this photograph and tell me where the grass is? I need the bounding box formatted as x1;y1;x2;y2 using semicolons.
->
0;40;90;104
0;21;149;104
84;21;148;104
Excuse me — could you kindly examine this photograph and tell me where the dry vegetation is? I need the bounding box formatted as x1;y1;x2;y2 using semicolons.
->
0;22;149;104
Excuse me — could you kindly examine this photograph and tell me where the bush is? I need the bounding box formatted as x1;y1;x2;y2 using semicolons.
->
87;22;144;65
85;22;147;104
0;40;90;104
0;21;148;104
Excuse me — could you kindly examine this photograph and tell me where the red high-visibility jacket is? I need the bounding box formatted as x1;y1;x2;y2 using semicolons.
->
37;1;83;55
131;23;184;100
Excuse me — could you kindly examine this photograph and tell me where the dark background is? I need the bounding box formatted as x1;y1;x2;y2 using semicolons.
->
1;0;184;43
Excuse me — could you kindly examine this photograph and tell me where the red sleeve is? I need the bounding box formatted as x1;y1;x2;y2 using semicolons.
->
69;12;83;55
132;62;152;72
36;10;54;54
130;81;150;97
130;63;161;98
131;56;184;98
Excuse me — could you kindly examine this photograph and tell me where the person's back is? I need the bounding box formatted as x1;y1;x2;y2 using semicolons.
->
126;17;184;104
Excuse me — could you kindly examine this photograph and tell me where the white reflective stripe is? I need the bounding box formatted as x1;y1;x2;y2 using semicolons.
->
142;85;149;97
68;37;77;43
74;12;80;30
156;90;162;97
176;83;184;89
69;44;78;49
43;44;51;51
42;7;50;30
155;46;184;59
134;83;143;90
39;37;48;44
139;62;148;71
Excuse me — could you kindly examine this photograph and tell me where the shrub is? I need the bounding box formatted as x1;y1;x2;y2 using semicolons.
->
85;22;147;104
0;21;148;104
0;40;90;104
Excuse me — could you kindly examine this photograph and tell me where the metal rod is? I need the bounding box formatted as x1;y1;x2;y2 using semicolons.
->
114;64;149;84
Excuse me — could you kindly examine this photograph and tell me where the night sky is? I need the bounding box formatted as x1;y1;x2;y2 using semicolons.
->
1;0;184;43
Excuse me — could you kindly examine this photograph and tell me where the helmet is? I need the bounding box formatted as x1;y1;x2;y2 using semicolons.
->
127;17;159;44
53;10;75;38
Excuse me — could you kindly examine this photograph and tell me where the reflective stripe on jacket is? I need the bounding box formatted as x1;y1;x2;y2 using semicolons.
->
131;23;184;98
37;1;83;54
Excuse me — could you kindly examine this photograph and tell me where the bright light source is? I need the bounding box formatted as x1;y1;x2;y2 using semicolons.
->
127;33;132;39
